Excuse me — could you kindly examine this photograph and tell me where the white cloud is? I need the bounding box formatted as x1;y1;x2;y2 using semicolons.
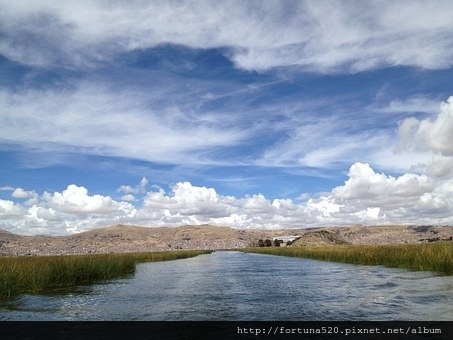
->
1;1;453;72
332;163;433;201
397;97;453;156
121;194;136;202
118;177;149;195
258;112;391;170
312;98;452;225
310;162;452;225
375;96;442;115
259;94;452;174
134;159;453;228
0;82;246;166
11;188;37;200
142;182;235;219
394;96;453;178
0;199;25;219
26;205;57;224
139;183;314;229
427;154;453;179
43;184;134;215
10;188;39;206
1;184;138;235
2;2;452;176
1;166;452;235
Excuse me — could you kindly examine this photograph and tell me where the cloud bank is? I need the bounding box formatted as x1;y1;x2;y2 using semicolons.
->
1;163;451;236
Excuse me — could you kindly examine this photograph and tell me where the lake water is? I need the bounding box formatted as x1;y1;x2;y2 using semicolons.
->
1;251;453;321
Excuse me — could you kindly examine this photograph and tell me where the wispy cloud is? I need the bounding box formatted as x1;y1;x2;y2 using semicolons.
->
0;80;248;166
373;96;443;115
1;1;453;72
256;106;392;170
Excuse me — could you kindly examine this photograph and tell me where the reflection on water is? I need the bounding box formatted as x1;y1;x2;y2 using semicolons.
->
1;251;453;320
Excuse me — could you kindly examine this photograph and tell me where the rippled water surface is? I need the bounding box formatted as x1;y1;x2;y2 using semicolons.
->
1;251;453;320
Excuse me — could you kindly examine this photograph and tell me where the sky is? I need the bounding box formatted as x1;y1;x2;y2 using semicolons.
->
1;0;453;235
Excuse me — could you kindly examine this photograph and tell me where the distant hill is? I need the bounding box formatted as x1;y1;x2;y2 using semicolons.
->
291;230;350;246
0;224;305;256
0;224;452;256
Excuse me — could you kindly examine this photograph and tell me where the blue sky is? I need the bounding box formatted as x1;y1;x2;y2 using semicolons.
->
1;1;452;235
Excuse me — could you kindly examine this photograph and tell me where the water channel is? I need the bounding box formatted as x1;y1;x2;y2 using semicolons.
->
1;251;452;320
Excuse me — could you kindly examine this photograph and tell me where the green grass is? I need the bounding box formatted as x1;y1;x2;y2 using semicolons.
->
0;250;211;298
244;242;453;275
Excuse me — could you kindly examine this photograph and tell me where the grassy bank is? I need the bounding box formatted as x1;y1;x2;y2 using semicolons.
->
0;250;211;298
245;242;453;275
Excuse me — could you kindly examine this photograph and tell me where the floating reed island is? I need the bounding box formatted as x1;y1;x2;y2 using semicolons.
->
245;242;453;275
0;250;211;298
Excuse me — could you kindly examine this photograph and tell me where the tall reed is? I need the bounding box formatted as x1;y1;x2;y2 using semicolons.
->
0;250;210;298
245;243;453;275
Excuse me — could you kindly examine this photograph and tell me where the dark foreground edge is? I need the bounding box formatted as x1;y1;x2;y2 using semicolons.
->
1;321;452;340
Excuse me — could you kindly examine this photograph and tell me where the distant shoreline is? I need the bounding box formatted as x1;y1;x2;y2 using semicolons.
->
1;224;452;257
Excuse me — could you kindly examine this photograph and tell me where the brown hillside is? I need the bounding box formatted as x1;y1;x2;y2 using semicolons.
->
0;224;452;256
291;230;350;246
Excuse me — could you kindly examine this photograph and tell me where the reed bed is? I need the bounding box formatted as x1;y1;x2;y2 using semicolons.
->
0;250;210;298
245;242;453;275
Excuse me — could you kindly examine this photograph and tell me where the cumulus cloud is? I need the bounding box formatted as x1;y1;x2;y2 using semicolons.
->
303;169;448;226
397;97;453;156
0;199;25;219
1;165;452;235
332;163;433;201
11;188;37;200
427;154;453;179
43;184;136;216
87;169;453;228
1;1;453;72
395;96;453;178
1;181;308;233
0;184;137;235
142;182;235;220
10;188;39;206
